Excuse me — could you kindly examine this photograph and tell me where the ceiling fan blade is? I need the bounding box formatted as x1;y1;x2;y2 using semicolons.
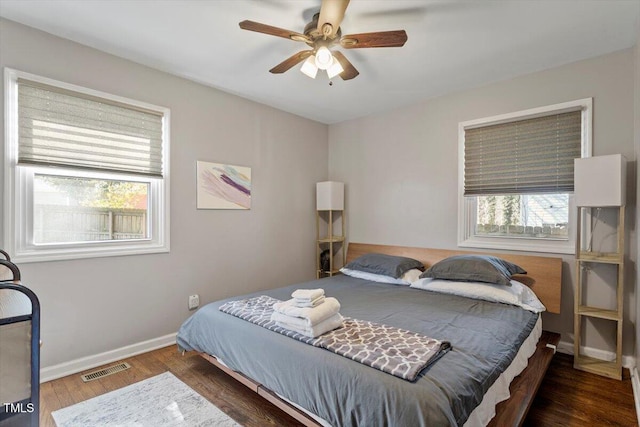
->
269;50;314;74
317;0;350;39
332;51;359;80
340;30;408;48
239;20;310;43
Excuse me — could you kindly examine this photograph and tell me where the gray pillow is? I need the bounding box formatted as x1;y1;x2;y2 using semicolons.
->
419;255;526;286
344;253;424;279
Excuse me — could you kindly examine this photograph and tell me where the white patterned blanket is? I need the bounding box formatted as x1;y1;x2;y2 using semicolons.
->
219;295;451;381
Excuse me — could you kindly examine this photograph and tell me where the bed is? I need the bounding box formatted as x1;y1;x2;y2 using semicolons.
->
177;243;561;426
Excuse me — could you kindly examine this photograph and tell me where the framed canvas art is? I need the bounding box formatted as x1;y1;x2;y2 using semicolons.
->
197;161;251;209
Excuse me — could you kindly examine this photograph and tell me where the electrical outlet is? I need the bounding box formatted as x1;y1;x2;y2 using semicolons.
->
188;294;199;310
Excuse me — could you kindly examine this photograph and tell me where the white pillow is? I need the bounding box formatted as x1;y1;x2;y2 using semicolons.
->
410;278;546;313
519;283;547;313
340;268;423;285
402;268;423;284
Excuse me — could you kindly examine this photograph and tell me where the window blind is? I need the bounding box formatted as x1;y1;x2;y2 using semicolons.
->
464;110;582;196
17;79;164;177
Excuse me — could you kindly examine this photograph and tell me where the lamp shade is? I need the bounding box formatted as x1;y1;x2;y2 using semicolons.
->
316;181;344;210
327;57;344;79
574;154;626;207
300;56;318;79
315;47;333;70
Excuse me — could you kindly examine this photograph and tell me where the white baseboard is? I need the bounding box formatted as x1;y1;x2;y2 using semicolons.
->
557;339;635;369
631;367;640;426
40;332;177;383
556;340;573;355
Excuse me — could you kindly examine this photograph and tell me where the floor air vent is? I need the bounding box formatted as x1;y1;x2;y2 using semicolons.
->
80;362;131;382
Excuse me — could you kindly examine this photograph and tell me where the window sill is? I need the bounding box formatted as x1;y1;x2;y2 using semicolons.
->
458;236;575;255
8;241;170;263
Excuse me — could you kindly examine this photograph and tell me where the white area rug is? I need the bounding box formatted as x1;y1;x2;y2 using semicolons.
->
52;371;241;426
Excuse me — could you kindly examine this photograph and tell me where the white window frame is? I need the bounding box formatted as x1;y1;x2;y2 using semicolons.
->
3;68;170;262
458;98;592;254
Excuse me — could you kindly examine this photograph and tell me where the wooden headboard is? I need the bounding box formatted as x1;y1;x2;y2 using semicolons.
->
346;243;562;314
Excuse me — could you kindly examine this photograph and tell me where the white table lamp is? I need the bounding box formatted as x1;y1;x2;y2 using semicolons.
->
316;181;344;211
574;154;626;207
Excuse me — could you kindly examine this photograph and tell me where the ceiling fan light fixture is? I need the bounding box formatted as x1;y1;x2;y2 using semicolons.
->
327;57;344;79
239;1;407;82
315;46;333;70
300;56;318;78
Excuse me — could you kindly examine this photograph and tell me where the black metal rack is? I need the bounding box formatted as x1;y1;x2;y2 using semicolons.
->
0;254;40;427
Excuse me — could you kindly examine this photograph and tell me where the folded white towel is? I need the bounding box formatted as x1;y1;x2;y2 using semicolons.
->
294;295;325;308
272;297;340;327
291;288;325;301
275;313;344;338
271;311;310;329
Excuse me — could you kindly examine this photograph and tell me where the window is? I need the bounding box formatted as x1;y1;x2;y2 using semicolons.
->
458;99;592;254
4;68;170;262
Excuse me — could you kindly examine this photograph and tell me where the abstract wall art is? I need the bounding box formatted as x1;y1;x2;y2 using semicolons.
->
197;161;251;209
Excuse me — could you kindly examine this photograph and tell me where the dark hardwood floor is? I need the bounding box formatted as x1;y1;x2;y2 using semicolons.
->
525;352;636;427
39;346;636;427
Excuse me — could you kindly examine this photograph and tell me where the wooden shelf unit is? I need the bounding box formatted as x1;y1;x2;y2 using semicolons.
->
316;210;345;279
573;206;624;380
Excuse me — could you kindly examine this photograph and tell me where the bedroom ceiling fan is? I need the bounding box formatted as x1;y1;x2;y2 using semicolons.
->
239;0;407;81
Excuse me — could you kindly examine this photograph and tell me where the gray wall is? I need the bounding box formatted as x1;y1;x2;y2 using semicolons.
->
635;16;640;363
329;49;637;357
0;19;329;368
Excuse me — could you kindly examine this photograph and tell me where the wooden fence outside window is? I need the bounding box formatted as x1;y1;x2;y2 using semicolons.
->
34;205;147;244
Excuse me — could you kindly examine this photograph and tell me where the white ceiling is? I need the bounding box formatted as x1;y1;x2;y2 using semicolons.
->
1;0;638;124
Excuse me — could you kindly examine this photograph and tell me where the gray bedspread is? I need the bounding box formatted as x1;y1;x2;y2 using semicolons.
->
219;295;450;381
177;275;538;427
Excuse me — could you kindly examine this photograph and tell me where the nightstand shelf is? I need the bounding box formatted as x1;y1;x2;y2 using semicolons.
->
316;210;345;278
316;269;341;277
576;251;622;264
573;354;621;380
317;236;345;244
576;305;621;321
316;181;346;279
574;205;624;380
